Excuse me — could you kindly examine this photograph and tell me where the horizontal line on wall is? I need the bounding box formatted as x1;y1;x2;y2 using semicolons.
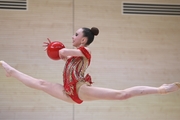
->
0;0;27;10
123;2;180;16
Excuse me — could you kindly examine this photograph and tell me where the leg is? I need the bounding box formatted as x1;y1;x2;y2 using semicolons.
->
78;83;180;101
0;61;74;103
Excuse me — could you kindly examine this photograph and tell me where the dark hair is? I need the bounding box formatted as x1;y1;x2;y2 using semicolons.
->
82;27;99;45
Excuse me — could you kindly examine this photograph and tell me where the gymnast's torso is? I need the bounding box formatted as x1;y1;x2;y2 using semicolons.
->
63;47;92;104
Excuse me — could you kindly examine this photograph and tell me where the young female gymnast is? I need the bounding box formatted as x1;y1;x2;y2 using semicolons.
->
0;27;180;104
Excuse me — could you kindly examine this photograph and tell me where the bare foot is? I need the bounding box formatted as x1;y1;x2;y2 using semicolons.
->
175;82;180;88
0;61;15;77
158;82;180;94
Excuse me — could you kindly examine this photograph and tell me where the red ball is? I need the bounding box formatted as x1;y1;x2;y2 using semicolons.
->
47;41;65;60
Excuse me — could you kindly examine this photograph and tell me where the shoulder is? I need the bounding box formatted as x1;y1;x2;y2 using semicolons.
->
84;47;91;54
78;46;91;55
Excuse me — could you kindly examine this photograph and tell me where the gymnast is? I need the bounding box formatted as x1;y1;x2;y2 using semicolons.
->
0;27;180;104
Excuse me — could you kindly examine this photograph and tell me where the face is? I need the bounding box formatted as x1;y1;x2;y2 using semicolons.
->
72;28;86;47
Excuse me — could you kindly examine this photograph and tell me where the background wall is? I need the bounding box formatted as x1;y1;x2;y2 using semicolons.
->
0;0;180;120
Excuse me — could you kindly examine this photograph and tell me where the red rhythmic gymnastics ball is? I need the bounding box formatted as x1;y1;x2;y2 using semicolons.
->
47;41;65;60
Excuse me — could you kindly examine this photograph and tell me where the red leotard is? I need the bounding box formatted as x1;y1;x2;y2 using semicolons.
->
63;47;93;104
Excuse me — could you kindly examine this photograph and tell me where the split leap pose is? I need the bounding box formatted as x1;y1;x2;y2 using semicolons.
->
1;27;180;104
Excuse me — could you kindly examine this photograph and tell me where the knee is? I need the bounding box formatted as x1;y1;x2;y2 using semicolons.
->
37;79;48;90
116;90;131;100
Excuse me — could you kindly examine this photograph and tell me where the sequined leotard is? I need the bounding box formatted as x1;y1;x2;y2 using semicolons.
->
63;47;93;104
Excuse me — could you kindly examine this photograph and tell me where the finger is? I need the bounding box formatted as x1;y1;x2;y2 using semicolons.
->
43;42;49;45
47;38;51;43
42;45;48;47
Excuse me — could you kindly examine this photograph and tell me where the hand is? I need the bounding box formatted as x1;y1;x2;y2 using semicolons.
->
43;38;51;51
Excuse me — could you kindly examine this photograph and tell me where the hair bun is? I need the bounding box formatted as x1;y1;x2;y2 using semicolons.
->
91;27;99;36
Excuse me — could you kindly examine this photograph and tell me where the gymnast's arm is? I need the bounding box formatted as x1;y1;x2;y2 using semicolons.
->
59;47;90;61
